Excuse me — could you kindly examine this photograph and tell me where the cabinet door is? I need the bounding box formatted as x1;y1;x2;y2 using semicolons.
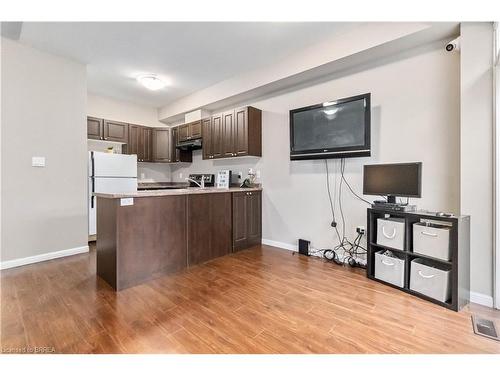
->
172;127;180;162
222;110;235;157
152;128;171;162
232;192;248;251
188;193;231;265
143;127;153;162
103;120;129;143
171;128;192;163
87;117;103;140
127;124;140;157
246;191;262;247
202;117;212;159
234;107;249;156
178;124;189;142
189;121;202;139
211;113;223;159
209;193;232;259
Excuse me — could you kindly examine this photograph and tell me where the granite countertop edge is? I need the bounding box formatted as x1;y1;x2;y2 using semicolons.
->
94;186;263;199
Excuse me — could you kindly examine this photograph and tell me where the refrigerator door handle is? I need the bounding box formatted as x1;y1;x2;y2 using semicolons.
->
91;177;95;208
90;152;95;208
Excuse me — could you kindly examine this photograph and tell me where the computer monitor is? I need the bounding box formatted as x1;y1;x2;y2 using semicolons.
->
363;162;422;203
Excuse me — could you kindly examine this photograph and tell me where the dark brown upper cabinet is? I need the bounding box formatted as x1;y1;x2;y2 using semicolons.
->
152;128;171;163
87;117;104;140
201;117;212;160
232;190;262;252
87;117;129;143
126;125;152;162
178;120;202;142
202;106;261;160
103;120;129;143
222;110;235;157
172;127;193;163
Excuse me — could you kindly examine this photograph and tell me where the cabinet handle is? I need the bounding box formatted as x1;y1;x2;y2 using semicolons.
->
382;226;396;239
421;231;438;237
418;270;436;279
381;259;395;267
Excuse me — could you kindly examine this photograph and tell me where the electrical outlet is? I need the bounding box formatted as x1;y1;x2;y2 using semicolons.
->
356;226;366;235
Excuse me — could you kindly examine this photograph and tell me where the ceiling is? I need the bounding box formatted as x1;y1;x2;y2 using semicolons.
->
5;22;358;108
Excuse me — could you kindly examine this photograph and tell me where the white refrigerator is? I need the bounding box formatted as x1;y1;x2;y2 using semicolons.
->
88;151;137;236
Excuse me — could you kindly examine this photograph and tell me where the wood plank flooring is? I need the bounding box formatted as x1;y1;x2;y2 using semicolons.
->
1;244;499;354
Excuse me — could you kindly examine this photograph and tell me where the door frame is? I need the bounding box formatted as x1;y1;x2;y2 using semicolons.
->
494;22;500;309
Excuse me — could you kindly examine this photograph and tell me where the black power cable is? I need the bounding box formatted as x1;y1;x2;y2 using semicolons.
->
319;158;369;268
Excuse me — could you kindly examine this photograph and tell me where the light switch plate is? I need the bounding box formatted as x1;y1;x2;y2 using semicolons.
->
32;156;45;167
120;198;134;206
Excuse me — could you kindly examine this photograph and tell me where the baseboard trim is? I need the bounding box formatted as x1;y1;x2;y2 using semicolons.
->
262;239;297;252
470;291;494;308
0;245;89;270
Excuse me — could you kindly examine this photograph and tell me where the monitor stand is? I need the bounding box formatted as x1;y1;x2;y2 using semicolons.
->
387;195;397;204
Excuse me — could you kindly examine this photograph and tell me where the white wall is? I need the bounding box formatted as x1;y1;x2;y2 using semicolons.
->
172;44;461;257
1;38;88;263
460;23;494;303
86;94;171;182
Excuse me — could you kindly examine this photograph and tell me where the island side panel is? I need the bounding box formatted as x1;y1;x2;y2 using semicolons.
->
96;197;119;289
187;192;232;266
116;195;188;290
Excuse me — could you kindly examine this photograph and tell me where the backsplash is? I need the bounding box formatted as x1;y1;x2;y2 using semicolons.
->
137;162;171;182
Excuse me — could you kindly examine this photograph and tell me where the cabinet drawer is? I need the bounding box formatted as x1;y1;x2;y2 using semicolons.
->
413;223;451;260
410;258;451;302
376;218;405;250
374;250;405;288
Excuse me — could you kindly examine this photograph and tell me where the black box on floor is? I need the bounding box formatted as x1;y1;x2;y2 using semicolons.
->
298;239;310;256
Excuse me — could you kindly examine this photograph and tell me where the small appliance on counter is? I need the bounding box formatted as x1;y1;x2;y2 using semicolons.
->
216;170;231;189
187;174;215;187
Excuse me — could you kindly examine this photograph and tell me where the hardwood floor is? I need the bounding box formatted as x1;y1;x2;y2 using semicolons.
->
1;244;499;354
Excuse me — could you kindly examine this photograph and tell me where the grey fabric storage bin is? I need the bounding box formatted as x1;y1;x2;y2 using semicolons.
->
376;218;405;250
410;258;451;302
413;222;451;261
374;250;405;288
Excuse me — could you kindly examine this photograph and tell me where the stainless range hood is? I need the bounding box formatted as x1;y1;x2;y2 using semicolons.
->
176;138;202;151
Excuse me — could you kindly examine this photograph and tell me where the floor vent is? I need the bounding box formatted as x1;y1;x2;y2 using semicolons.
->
471;315;500;341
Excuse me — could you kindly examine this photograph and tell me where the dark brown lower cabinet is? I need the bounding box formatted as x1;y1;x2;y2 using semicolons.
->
96;196;187;290
187;193;232;266
96;190;261;291
232;191;262;251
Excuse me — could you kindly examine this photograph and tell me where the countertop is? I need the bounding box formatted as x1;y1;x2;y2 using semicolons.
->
94;186;262;199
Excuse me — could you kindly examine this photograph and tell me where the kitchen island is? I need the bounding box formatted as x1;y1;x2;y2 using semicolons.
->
94;187;262;290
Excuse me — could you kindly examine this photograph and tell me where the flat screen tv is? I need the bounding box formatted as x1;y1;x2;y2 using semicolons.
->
289;93;371;160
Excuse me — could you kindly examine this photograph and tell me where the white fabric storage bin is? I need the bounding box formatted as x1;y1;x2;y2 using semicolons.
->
374;250;405;288
376;218;405;250
413;223;451;261
410;258;451;302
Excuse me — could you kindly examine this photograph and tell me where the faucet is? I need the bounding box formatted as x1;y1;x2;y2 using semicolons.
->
185;177;205;189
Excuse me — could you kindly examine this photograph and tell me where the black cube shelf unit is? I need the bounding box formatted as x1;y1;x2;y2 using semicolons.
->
366;207;470;311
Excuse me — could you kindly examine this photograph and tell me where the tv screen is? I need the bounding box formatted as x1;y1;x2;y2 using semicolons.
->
363;162;422;198
290;93;371;160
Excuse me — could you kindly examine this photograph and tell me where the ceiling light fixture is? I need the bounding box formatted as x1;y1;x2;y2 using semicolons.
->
137;74;167;91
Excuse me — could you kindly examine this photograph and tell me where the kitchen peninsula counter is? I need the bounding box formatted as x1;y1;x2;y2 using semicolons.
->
95;187;262;290
95;186;262;199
